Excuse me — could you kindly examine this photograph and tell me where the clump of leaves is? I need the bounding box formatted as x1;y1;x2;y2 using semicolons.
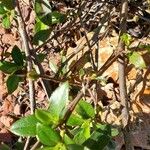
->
10;82;119;149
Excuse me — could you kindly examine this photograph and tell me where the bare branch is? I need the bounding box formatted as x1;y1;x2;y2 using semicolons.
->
15;0;35;114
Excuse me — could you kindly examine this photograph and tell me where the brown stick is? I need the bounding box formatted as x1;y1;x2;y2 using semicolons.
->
15;0;35;114
117;0;134;149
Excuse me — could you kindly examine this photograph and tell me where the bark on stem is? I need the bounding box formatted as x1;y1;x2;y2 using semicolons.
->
117;0;134;149
15;0;35;114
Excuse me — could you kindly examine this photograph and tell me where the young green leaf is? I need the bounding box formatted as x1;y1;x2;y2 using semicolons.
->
0;61;20;74
120;33;132;46
48;82;69;122
34;0;52;25
34;17;49;33
51;11;66;24
74;121;91;145
6;74;21;94
27;70;39;81
2;14;11;29
128;51;146;69
111;128;119;137
76;100;95;119
63;134;75;145
33;29;51;45
35;109;56;125
36;123;61;146
11;45;24;66
10;115;39;137
67;114;84;126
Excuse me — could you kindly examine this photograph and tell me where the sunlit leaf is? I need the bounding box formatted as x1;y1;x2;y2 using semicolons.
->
67;114;84;126
128;51;146;69
48;82;69;122
35;109;56;125
120;33;132;46
111;128;119;137
76;100;95;119
34;17;49;33
36;123;61;146
2;14;11;29
34;0;52;25
63;134;75;145
74;121;91;145
10;115;38;137
39;143;67;150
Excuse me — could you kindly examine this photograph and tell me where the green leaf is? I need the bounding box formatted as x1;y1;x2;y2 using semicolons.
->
76;100;95;119
6;74;21;94
33;29;51;45
34;0;52;25
27;70;39;81
35;109;55;125
36;123;61;146
51;11;66;24
1;0;15;10
36;53;46;63
67;144;86;150
63;134;75;145
83;130;111;150
48;82;69;122
120;33;132;46
49;60;58;73
0;61;20;74
0;3;7;14
104;140;116;150
128;51;146;69
11;45;24;66
138;44;150;53
0;143;10;150
10;115;38;137
96;124;111;136
13;142;24;150
39;143;67;150
111;128;119;137
74;121;91;145
2;14;11;29
34;17;49;33
67;114;84;126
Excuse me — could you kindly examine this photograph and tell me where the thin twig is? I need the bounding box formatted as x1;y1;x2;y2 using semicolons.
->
15;0;35;114
23;137;30;150
57;48;122;126
30;141;41;150
117;0;134;149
